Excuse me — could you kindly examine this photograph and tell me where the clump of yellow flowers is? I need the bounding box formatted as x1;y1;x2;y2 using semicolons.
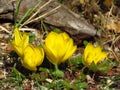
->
11;28;44;71
83;43;108;71
11;27;110;75
44;31;77;77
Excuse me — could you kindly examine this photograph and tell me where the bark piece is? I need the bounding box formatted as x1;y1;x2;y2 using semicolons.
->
0;0;99;36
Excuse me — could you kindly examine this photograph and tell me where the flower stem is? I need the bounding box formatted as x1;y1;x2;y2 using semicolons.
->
53;64;64;78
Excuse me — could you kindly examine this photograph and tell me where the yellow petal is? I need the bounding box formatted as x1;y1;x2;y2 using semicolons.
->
45;31;57;48
94;52;108;64
22;46;36;70
11;28;29;57
92;46;103;64
83;43;94;65
62;32;70;40
11;42;23;56
33;47;44;66
62;39;77;62
94;46;102;55
44;44;58;65
22;33;29;49
85;54;94;65
14;28;23;45
92;46;107;64
54;34;67;61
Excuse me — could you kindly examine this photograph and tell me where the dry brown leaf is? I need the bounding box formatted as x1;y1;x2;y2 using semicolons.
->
106;21;120;33
79;0;88;5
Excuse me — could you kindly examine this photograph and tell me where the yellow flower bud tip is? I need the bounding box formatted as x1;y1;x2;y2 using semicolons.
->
11;28;29;57
21;45;44;71
44;31;77;65
83;43;108;66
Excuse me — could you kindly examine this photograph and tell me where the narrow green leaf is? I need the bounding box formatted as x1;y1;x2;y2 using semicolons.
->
29;33;35;43
53;28;62;34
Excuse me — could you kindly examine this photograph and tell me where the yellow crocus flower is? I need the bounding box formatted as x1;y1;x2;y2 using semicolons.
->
83;43;108;66
11;28;29;57
21;45;44;71
43;31;77;65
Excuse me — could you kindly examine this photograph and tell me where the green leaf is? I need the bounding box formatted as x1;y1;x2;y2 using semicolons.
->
14;2;36;28
17;86;23;90
83;40;89;46
97;60;112;72
11;67;25;79
39;67;50;73
52;64;64;78
75;79;88;89
53;28;62;34
37;44;43;48
14;0;20;28
29;33;35;43
70;55;83;65
41;20;48;33
88;62;98;72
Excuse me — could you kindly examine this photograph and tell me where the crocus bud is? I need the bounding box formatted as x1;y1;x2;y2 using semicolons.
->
21;45;44;71
43;31;77;65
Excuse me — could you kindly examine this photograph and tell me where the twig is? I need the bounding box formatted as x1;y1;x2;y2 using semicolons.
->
111;49;120;62
20;0;53;27
19;28;36;32
0;26;11;34
112;35;120;45
108;4;114;17
27;5;61;24
26;0;52;22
